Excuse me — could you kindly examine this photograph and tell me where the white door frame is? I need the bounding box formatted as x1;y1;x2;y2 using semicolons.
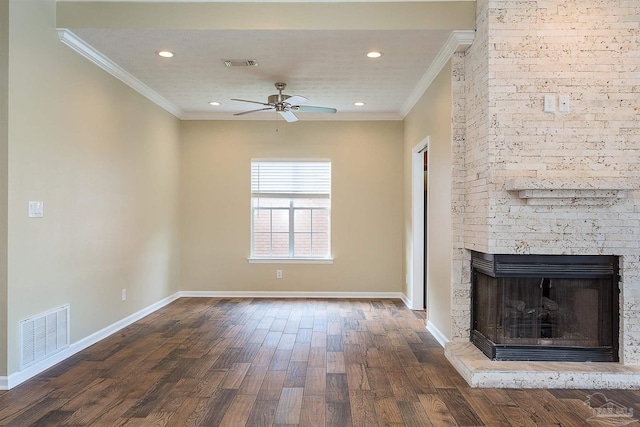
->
410;137;429;310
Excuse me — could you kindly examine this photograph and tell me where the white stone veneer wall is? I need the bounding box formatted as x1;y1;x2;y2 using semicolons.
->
451;51;472;340
456;0;640;364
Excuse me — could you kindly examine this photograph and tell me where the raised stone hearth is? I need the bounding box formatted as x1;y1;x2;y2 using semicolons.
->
445;342;640;389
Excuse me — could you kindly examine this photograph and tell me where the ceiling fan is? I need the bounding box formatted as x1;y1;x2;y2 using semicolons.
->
232;82;337;122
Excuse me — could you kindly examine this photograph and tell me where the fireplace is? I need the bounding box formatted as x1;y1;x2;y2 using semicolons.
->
471;251;620;362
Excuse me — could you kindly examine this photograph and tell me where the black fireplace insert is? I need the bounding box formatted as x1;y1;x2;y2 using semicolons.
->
471;251;619;362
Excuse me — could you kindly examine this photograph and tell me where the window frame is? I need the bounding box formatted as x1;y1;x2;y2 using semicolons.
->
248;160;333;264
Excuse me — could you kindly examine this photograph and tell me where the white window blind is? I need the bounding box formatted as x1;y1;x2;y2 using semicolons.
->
251;161;331;198
250;160;331;259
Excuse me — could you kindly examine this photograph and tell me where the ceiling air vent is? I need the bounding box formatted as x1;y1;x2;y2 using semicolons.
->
224;59;259;67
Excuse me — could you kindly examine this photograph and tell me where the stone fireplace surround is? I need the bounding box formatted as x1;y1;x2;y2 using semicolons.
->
444;178;640;388
441;0;640;389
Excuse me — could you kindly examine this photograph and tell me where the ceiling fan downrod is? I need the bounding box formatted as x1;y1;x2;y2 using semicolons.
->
269;82;289;105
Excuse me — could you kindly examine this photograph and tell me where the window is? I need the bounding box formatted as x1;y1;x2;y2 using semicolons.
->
251;160;331;260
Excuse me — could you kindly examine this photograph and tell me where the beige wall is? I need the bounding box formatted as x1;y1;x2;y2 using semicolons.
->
0;0;8;376
2;0;462;380
403;61;453;339
56;1;477;32
180;120;403;294
6;0;181;375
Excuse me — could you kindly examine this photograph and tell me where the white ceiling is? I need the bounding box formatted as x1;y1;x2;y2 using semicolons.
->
58;1;476;121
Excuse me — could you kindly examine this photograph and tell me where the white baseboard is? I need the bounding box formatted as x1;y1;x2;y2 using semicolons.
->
426;320;449;348
179;290;404;299
401;294;412;309
3;292;181;390
2;290;406;390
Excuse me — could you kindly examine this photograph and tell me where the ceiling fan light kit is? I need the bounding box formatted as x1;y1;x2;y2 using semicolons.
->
232;82;337;123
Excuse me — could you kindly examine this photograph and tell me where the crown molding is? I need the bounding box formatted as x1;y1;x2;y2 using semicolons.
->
59;0;475;2
181;111;403;121
400;29;475;118
58;27;470;122
57;29;185;119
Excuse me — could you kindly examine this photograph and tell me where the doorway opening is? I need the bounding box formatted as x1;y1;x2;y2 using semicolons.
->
411;137;429;311
423;151;428;309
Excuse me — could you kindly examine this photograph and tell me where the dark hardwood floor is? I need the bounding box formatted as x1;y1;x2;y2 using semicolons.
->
1;298;639;426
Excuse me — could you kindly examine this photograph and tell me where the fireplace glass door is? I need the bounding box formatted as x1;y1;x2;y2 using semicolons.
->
471;253;619;362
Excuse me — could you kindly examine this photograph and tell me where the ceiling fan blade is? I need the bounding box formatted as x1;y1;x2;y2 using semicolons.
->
284;95;308;105
295;105;337;114
279;110;299;122
231;98;271;107
234;107;274;116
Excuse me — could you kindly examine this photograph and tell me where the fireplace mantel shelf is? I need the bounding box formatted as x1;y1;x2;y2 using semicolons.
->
505;178;635;204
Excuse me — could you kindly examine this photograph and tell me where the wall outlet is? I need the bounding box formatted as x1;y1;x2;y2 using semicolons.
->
276;270;283;279
558;95;570;113
121;288;127;301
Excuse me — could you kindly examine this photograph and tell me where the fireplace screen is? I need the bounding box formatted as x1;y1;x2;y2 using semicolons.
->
471;252;619;362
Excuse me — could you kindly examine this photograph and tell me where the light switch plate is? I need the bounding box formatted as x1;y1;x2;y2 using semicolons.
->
544;95;556;113
28;201;44;218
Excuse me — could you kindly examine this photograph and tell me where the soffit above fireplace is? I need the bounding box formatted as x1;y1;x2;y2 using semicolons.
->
505;178;637;205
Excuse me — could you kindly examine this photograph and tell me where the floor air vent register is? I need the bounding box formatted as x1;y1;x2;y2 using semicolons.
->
19;304;70;370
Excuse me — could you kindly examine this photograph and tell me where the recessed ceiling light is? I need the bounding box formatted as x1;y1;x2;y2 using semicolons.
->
366;51;383;58
354;102;365;107
209;101;221;106
157;50;174;58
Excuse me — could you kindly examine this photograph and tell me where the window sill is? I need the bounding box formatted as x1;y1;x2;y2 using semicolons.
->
248;257;334;265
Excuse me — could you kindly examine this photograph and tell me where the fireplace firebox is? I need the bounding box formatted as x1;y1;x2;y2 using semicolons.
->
471;251;619;362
